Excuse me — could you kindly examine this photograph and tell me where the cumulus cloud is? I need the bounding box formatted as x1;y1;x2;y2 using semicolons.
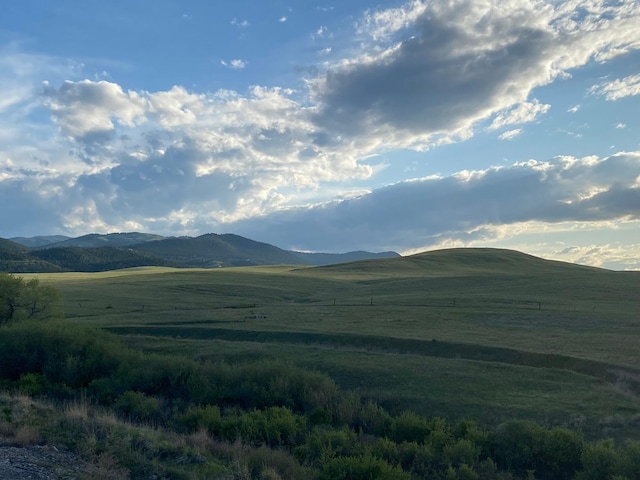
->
227;152;640;253
311;0;640;149
41;80;148;148
590;74;640;100
8;79;374;234
3;0;640;269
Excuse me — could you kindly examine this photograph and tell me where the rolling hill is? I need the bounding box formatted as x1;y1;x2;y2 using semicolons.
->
0;238;63;272
49;246;640;443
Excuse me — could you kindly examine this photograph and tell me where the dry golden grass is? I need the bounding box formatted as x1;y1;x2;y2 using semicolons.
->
185;427;215;451
12;425;41;446
84;453;131;480
64;395;89;421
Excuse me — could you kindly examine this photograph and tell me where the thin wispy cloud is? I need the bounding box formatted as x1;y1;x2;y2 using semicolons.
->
221;59;247;69
231;18;250;27
590;74;640;101
498;129;522;141
488;100;550;131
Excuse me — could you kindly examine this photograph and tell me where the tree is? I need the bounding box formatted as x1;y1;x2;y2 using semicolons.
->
0;273;61;326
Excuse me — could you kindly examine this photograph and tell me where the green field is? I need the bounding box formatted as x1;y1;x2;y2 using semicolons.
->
33;248;640;440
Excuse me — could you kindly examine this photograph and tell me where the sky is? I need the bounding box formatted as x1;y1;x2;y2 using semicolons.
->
1;0;640;270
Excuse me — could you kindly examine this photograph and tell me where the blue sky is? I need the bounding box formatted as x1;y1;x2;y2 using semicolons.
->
1;0;640;269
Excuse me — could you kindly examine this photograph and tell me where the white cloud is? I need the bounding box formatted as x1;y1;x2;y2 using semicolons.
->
488;100;550;131
311;0;640;150
10;79;374;234
227;152;640;255
42;80;147;139
568;105;580;113
221;59;247;70
616;123;627;129
278;16;287;23
498;129;522;140
552;243;640;270
590;74;640;100
3;1;640;270
358;0;428;40
231;18;250;27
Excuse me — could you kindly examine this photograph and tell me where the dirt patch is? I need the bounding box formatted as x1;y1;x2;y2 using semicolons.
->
0;441;90;480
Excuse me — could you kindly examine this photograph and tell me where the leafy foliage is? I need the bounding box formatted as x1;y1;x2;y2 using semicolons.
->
2;321;640;479
0;273;61;325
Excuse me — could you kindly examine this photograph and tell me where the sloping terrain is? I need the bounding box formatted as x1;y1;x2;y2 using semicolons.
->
49;247;640;439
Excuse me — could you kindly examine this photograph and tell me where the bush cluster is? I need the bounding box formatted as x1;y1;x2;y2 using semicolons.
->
1;321;639;479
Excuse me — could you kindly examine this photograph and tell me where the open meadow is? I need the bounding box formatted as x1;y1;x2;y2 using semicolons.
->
36;248;640;442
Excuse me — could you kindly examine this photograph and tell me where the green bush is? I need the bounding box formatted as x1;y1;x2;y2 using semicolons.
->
174;404;222;434
390;411;433;444
295;426;360;468
576;439;618;480
319;454;412;480
115;391;161;423
0;273;61;326
491;420;583;480
18;372;49;396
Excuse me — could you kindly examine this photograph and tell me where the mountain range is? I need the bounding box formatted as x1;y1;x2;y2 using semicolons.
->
1;232;399;272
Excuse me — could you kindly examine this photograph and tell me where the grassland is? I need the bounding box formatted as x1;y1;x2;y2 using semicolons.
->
32;248;640;440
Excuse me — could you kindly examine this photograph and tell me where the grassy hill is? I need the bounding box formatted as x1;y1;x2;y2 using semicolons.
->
32;247;640;442
5;247;640;478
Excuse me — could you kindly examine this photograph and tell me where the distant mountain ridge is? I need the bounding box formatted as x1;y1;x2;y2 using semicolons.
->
2;232;400;272
8;235;70;248
29;232;166;249
130;233;304;268
292;250;399;265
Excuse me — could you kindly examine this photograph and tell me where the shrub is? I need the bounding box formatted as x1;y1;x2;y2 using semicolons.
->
319;454;412;480
295;426;360;468
390;411;432;444
174;404;222;435
114;391;160;423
